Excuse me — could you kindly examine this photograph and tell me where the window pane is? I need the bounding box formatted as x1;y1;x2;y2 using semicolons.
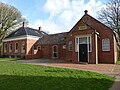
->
15;43;18;50
4;43;7;53
54;46;57;52
54;53;58;57
102;39;110;51
79;37;87;44
21;41;25;53
76;38;78;44
9;44;12;52
69;41;72;51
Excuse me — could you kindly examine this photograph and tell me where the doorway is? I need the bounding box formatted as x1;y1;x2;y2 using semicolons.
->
79;44;88;62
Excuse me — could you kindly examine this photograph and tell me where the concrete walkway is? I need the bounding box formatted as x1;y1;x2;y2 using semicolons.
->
17;59;120;90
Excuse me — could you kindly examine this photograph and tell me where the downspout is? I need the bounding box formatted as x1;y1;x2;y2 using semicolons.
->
95;30;99;64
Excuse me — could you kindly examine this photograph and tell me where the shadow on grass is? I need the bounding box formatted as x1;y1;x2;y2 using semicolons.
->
0;75;114;90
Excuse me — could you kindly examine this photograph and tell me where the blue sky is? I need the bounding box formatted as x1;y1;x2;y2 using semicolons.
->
0;0;107;33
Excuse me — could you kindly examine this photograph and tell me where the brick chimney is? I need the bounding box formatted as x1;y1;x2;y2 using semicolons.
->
39;27;41;31
23;22;25;27
84;10;88;15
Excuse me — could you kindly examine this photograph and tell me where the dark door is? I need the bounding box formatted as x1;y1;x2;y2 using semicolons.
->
79;44;88;62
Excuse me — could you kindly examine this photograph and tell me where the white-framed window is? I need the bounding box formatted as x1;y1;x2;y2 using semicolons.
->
15;42;18;53
68;41;72;51
9;43;12;53
4;43;7;53
102;38;110;51
21;41;25;53
75;36;92;52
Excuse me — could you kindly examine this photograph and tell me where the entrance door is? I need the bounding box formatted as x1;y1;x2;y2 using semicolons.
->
79;44;88;62
53;45;58;58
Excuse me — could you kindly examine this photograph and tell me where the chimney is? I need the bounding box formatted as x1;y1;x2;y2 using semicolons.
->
84;10;88;15
39;27;41;31
23;22;25;27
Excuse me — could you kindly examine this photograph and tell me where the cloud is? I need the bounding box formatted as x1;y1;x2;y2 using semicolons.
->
29;19;63;34
30;0;104;34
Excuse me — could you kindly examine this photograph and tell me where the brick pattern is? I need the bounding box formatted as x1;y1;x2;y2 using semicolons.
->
3;40;27;58
66;13;116;64
2;12;117;64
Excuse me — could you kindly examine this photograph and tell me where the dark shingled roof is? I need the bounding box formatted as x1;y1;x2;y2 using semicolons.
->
5;27;47;38
38;32;67;44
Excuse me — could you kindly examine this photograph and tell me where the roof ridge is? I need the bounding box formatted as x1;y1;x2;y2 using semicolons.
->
24;27;28;35
49;32;67;35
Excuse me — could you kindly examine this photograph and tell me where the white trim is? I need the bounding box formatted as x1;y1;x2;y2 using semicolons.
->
87;37;89;63
3;35;40;42
75;34;92;38
75;35;92;52
95;34;98;64
76;35;92;63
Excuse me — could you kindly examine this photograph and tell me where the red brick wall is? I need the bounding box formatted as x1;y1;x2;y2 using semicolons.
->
66;28;97;64
85;15;115;63
36;44;66;60
3;39;39;59
66;14;115;64
3;39;27;58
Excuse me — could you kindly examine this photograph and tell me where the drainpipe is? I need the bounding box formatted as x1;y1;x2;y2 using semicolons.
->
95;30;99;64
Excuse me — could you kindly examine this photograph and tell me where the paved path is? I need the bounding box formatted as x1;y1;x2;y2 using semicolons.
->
109;65;120;90
17;59;120;90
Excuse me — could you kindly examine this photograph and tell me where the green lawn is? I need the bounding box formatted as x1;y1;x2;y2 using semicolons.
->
0;58;21;61
116;60;120;65
0;61;114;90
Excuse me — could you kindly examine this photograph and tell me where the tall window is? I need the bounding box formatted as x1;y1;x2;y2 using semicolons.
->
15;42;18;53
9;43;12;53
75;38;79;52
68;41;72;51
102;38;110;51
21;41;25;53
4;43;7;53
53;45;58;58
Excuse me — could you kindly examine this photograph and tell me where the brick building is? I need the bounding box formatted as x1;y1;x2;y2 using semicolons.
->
2;25;47;59
2;10;118;64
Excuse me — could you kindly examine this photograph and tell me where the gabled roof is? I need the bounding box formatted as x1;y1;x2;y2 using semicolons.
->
69;10;113;33
37;32;67;45
5;27;47;39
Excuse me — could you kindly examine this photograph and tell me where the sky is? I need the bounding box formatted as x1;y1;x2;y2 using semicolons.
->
0;0;108;34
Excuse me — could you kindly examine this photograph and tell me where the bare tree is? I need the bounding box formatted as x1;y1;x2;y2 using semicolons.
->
98;0;120;36
0;2;26;56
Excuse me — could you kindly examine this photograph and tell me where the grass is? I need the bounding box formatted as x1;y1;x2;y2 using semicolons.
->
0;58;21;61
116;60;120;65
0;61;114;90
